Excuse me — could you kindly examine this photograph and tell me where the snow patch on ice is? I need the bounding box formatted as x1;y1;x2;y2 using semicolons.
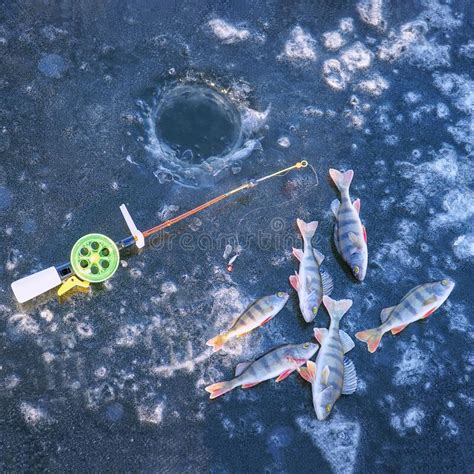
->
323;59;350;91
296;413;360;474
20;401;53;426
393;338;440;386
390;406;425;436
137;402;165;425
453;234;474;260
340;42;373;72
357;0;386;30
356;74;389;96
322;31;345;51
278;26;317;63
208;19;251;44
459;40;474;59
438;414;459;437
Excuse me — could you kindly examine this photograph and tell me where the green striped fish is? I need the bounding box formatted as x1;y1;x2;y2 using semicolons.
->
206;292;289;352
329;168;368;281
290;219;333;322
298;296;357;420
356;279;455;353
205;342;319;399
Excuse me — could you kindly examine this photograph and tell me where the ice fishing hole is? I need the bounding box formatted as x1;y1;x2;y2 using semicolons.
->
155;85;241;164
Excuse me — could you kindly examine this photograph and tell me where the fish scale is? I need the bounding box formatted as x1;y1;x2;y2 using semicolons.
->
356;280;455;353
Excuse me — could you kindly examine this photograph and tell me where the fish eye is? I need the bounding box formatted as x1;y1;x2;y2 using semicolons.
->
312;306;318;315
353;265;359;274
441;279;449;286
277;291;286;298
325;404;331;413
303;342;309;349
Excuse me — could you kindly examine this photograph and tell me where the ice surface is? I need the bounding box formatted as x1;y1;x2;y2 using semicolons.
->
296;414;361;474
1;0;472;471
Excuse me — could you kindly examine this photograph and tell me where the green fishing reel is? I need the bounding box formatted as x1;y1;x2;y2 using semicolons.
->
70;233;120;283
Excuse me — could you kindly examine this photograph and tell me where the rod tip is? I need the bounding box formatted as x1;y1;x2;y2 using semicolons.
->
296;160;308;168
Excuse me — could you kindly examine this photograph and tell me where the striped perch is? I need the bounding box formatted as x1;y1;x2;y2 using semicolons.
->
298;296;357;421
290;219;333;323
356;279;455;353
205;342;319;399
329;169;368;281
206;292;289;352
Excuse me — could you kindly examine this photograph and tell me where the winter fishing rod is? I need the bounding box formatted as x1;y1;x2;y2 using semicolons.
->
11;160;308;303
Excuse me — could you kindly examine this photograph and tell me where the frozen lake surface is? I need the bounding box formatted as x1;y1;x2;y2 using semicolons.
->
0;1;473;472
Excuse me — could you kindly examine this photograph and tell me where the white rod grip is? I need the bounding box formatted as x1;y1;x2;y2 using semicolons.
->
11;267;62;303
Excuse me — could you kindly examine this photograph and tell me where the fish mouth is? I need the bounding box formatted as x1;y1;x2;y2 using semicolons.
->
316;409;330;421
302;311;316;323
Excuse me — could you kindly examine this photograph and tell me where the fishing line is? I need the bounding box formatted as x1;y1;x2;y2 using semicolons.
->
231;161;319;256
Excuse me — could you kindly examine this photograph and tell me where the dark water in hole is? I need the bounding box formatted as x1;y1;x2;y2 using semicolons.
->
155;85;242;163
0;0;473;473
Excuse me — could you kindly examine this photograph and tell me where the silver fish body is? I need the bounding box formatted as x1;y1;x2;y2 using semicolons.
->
298;296;357;420
356;279;455;353
329;169;368;281
205;342;319;399
290;219;333;323
206;292;289;352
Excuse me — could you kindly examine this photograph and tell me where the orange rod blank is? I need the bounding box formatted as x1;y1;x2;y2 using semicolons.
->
142;160;308;239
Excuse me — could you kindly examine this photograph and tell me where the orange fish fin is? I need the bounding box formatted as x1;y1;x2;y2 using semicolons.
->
289;272;300;291
298;360;316;383
353;198;361;213
242;382;259;389
292;247;303;262
205;381;234;399
391;324;407;335
260;316;273;327
275;369;294;383
355;328;383;353
314;328;328;345
421;308;437;319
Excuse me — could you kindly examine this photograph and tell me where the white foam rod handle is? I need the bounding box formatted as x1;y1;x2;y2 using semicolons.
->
11;267;62;303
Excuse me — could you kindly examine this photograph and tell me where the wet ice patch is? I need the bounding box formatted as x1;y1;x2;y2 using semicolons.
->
208;19;251;44
278;26;317;63
296;413;360;474
0;186;11;210
390;406;425;436
38;53;67;78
